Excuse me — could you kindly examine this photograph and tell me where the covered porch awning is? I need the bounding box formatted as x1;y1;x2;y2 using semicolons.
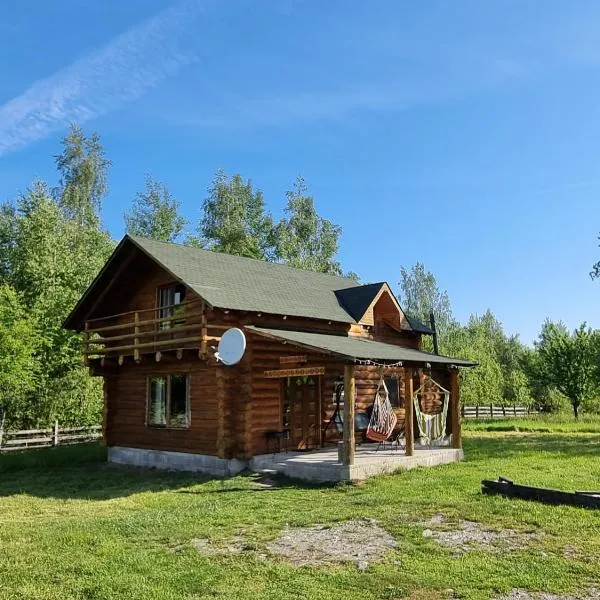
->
245;326;476;368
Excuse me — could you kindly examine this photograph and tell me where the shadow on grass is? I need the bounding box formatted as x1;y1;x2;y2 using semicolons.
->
0;443;335;500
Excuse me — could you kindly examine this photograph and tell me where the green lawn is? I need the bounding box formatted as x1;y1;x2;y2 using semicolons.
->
1;433;599;600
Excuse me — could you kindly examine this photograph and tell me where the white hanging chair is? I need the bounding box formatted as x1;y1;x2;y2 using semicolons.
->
412;376;451;446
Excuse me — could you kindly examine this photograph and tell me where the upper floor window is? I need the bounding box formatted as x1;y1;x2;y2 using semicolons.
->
157;283;186;329
147;374;190;428
384;376;401;408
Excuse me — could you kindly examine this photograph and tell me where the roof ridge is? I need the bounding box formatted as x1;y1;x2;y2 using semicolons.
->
128;234;360;287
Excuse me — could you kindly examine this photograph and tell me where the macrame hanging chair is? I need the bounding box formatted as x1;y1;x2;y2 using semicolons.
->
366;371;398;443
412;376;451;446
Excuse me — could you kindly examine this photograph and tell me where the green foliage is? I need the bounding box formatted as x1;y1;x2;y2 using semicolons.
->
125;175;187;242
0;128;114;429
194;170;274;259
398;262;456;344
273;176;343;275
535;320;599;418
0;284;36;428
54;124;110;227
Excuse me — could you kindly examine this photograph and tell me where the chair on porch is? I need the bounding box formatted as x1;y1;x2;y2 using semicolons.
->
412;376;451;446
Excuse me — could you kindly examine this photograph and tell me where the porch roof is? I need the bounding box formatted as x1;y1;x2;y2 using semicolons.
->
245;326;476;367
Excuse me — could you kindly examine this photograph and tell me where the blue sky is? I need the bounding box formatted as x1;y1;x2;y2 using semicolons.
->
1;0;599;344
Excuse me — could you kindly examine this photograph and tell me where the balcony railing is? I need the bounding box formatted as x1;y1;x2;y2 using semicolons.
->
83;299;225;362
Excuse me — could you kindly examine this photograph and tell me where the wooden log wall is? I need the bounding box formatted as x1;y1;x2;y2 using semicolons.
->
102;356;219;455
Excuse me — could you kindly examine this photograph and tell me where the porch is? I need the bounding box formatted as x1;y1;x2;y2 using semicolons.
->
250;444;464;483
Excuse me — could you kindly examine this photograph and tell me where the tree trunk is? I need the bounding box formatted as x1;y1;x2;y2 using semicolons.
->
572;401;579;420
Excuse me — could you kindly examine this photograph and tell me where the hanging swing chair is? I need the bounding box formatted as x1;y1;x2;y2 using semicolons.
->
366;371;398;443
412;376;451;446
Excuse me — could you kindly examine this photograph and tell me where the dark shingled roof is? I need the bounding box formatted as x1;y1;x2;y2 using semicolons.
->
65;235;430;336
246;326;476;367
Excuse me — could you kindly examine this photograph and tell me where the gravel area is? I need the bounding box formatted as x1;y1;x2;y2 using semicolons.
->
420;513;543;554
496;588;600;600
265;518;398;568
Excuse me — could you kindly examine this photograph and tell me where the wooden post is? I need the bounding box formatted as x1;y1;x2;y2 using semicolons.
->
342;364;355;466
0;408;5;450
490;403;494;418
53;420;59;447
133;312;140;363
450;368;462;449
200;301;208;360
216;367;226;458
83;322;90;366
404;367;414;457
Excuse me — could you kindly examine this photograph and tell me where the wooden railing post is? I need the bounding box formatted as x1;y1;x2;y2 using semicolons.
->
200;301;208;360
134;312;140;362
404;367;414;457
53;420;59;447
342;364;356;466
450;369;462;449
83;322;89;366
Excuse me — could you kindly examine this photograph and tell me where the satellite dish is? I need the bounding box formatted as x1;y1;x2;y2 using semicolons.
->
215;328;246;365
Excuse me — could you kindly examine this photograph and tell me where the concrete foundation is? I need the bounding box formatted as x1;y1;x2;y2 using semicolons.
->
250;445;464;483
108;446;246;477
108;444;463;483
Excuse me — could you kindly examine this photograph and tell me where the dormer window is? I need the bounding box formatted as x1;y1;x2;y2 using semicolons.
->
157;283;186;329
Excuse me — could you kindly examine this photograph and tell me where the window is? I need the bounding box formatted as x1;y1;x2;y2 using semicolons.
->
147;374;190;428
157;284;186;329
384;377;401;408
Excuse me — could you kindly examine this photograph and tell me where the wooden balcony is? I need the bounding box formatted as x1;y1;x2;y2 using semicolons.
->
83;299;226;363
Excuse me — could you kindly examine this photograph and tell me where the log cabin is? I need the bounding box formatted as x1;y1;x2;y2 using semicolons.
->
64;235;476;482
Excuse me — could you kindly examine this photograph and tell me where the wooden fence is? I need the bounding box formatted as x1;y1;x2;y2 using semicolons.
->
0;421;101;453
461;405;529;419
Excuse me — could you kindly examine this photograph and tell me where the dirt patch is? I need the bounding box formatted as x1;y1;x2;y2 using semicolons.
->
496;588;600;599
265;519;398;568
420;513;543;554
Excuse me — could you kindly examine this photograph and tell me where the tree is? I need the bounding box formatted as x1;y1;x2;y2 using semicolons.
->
591;233;600;279
0;284;36;428
125;175;186;242
194;170;274;259
536;320;599;418
54;124;110;227
398;262;456;345
273;176;343;275
445;314;504;406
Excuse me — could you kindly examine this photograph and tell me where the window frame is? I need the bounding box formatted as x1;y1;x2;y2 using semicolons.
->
156;283;186;330
383;375;402;409
146;374;191;429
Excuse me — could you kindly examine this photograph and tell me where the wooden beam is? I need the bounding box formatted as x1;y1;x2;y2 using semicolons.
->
404;367;414;456
264;367;325;379
450;368;462;449
133;312;140;362
279;355;308;365
216;367;225;458
342;364;356;466
200;300;208;359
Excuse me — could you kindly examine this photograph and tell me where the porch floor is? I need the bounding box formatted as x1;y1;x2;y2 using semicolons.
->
249;444;464;483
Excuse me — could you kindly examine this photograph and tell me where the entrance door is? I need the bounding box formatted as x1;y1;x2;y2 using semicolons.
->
282;376;321;450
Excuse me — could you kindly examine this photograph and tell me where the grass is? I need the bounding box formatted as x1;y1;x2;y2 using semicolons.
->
1;433;600;600
463;413;600;433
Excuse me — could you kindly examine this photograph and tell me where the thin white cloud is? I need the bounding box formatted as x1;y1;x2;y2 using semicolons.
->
0;0;203;156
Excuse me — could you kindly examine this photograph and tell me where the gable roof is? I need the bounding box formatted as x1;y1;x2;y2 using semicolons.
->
64;235;431;334
334;282;385;322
